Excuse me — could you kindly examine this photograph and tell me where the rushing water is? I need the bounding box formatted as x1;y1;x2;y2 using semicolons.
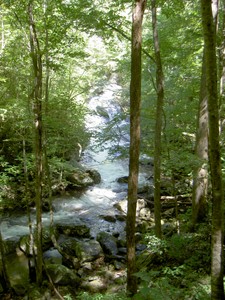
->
0;78;153;291
1;79;150;243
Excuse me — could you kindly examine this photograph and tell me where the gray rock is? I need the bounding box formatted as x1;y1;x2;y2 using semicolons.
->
73;239;104;263
43;248;62;265
117;176;128;184
86;169;101;184
101;215;116;223
59;239;103;264
55;220;90;238
46;264;80;286
66;170;94;188
97;232;118;256
4;238;19;255
19;227;55;256
96;106;110;119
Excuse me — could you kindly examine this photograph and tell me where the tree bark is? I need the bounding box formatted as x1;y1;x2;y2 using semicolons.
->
126;0;146;296
219;0;225;131
201;1;224;299
151;0;164;239
0;229;11;292
192;49;208;227
28;1;43;286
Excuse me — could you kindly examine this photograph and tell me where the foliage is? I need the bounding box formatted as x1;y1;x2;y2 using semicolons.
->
135;219;211;300
76;291;129;300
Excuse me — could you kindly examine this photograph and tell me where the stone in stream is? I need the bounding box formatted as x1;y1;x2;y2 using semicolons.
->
55;220;90;238
97;231;118;256
46;264;81;286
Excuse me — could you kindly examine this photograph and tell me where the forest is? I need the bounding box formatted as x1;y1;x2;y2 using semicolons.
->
0;0;224;299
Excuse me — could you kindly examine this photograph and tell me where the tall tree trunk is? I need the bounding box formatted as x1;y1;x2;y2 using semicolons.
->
0;229;11;292
192;0;219;229
126;0;146;296
192;49;208;227
28;1;43;286
219;0;225;130
1;9;5;50
23;138;36;282
151;0;164;239
201;1;224;299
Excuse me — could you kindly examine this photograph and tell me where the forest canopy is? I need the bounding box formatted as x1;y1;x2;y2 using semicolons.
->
0;0;225;299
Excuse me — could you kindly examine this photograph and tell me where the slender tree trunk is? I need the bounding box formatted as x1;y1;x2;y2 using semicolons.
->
28;1;43;286
1;9;5;50
22;138;36;282
0;229;11;292
192;0;219;229
219;0;225;130
201;1;224;299
192;49;208;227
126;0;146;296
151;0;164;239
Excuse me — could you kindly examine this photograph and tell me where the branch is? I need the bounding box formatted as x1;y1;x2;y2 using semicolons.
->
104;21;156;63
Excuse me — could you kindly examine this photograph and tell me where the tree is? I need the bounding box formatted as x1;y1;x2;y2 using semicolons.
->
200;0;224;298
192;0;220;229
191;49;208;227
151;0;164;239
28;0;44;285
0;229;11;293
126;0;146;296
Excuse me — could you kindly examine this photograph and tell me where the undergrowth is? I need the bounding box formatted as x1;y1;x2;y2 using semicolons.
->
69;211;212;300
134;213;211;300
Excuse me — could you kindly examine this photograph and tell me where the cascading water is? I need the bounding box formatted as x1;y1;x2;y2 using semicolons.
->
1;78;149;242
0;78;152;291
0;79;128;289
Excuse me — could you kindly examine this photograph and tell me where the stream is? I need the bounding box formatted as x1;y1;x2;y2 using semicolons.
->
0;78;151;289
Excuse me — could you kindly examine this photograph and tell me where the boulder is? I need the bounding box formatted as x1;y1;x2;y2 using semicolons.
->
100;215;116;223
4;238;19;255
19;235;37;256
114;199;127;214
65;168;101;190
46;264;80;286
19;227;55;256
59;239;103;264
115;214;126;222
97;232;118;256
139;207;151;220
43;248;62;265
86;169;101;184
66;170;94;189
114;198;148;218
96;106;110;119
55;220;90;238
72;240;104;263
26;285;51;300
116;176;128;184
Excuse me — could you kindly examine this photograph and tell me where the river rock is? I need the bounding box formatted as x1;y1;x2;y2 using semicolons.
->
116;176;128;184
86;169;101;184
96;106;110;119
4;237;19;255
139;207;151;220
97;231;118;256
59;239;103;263
101;215;116;223
43;248;62;265
66;170;94;189
46;264;80;286
114;198;148;217
19;227;55;256
73;240;104;263
19;235;36;256
55;220;90;238
26;285;51;300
